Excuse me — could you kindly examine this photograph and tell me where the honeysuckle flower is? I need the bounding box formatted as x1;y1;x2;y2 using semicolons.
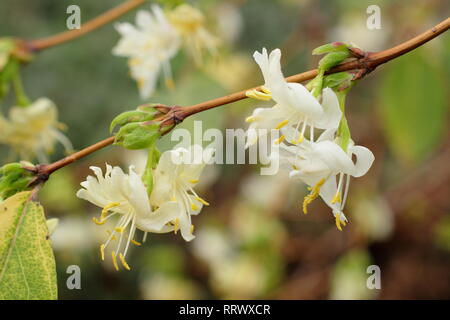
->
273;130;374;230
0;98;72;162
113;5;181;99
245;48;342;146
168;4;219;65
151;145;214;242
77;164;180;271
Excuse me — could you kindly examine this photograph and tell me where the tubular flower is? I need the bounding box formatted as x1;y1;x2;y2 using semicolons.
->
245;48;341;146
77;165;180;270
273;129;374;230
151;145;214;242
0;98;72;162
113;5;181;99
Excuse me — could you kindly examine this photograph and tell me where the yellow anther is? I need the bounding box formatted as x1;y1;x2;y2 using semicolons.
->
292;165;299;170
261;86;271;94
119;253;131;271
195;196;209;206
171;196;177;201
274;135;286;145
335;215;346;231
245;89;272;101
331;191;342;204
114;227;124;233
275;120;289;129
292;134;305;145
302;178;326;214
165;78;175;90
100;244;105;261
106;230;117;241
191;203;199;211
92;217;106;225
190;225;195;234
173;218;180;234
245;116;255;123
129;57;141;66
111;251;119;271
137;78;145;88
101;202;121;219
189;179;199;184
131;239;142;246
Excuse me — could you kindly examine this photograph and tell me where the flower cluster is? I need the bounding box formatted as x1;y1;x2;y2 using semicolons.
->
245;48;374;230
0;98;72;162
113;4;218;99
76;145;213;270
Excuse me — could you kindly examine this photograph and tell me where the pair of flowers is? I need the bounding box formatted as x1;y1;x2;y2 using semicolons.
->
76;145;213;270
113;4;218;99
245;48;374;229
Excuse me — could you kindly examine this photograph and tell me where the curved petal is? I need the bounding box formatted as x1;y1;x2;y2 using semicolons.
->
286;83;323;119
314;88;342;130
136;201;180;232
349;145;375;177
127;166;152;218
312;140;355;174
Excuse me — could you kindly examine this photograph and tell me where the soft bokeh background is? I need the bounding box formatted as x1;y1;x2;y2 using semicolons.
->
1;0;449;299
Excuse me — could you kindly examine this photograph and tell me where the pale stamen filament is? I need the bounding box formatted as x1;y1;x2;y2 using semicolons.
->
341;174;351;209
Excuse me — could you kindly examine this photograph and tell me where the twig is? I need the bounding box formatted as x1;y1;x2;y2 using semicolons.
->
37;17;450;178
28;0;146;51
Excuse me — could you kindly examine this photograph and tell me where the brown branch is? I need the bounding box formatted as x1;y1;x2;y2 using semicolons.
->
28;0;146;51
37;17;450;178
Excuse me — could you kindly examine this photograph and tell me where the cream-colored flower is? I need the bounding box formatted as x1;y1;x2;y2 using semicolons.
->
151;145;214;242
77;164;180;270
273;129;374;230
245;48;342;147
168;4;219;64
0;98;72;162
113;5;181;99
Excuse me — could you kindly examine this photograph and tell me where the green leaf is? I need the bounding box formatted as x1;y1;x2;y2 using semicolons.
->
312;42;350;55
378;50;447;165
0;191;57;300
114;122;161;150
318;51;351;71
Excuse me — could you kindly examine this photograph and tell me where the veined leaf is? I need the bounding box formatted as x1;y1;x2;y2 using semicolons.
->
0;191;57;300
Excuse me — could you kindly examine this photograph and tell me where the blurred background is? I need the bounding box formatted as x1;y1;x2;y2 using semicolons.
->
1;0;449;299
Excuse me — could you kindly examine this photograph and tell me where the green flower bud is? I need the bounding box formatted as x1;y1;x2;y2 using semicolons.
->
312;42;351;55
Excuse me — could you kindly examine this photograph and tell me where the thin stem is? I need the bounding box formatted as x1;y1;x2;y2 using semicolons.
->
28;0;146;51
38;17;450;177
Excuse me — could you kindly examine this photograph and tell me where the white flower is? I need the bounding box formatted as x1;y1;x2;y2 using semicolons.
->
0;98;72;162
76;164;180;270
245;48;342;146
113;5;181;99
274;129;374;230
168;4;219;65
151;145;214;242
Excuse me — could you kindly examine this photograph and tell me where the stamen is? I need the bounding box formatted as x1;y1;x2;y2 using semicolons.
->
101;202;121;219
173;218;180;234
165;78;175;90
303;178;326;214
195;196;209;206
275;120;289;129
189;179;199;184
190;225;195;234
100;244;105;261
92;217;106;225
119;253;131;271
245;116;255;123
261;86;271;94
331;191;342;204
111;251;119;271
292;134;304;145
274;135;286;145
191;203;199;211
115;227;124;233
245;89;272;101
131;239;142;246
106;230;117;241
335;214;347;231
